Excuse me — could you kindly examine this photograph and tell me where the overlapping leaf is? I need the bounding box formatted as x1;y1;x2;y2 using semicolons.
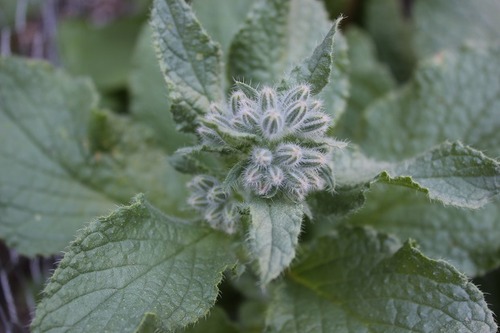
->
32;195;236;333
266;227;497;332
0;57;190;256
248;199;303;285
151;0;223;132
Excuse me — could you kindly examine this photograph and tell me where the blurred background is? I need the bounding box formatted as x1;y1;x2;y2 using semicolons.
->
0;0;499;331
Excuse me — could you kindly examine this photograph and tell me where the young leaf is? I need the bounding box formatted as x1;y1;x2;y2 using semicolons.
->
0;57;190;256
346;186;500;277
284;18;342;95
413;0;500;57
151;0;223;132
361;45;500;161
129;24;195;153
32;195;237;333
248;199;303;285
265;227;497;332
227;0;331;86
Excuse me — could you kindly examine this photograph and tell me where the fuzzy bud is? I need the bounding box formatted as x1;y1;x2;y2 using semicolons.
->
243;166;263;185
207;185;228;204
266;165;285;186
259;86;278;112
275;143;303;166
299;112;331;136
285;100;308;128
300;149;327;168
252;148;273;168
260;109;284;139
187;193;209;210
229;90;249;115
282;84;310;105
188;175;218;192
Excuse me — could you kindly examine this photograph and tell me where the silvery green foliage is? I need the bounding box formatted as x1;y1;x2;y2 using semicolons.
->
197;84;346;203
187;175;240;233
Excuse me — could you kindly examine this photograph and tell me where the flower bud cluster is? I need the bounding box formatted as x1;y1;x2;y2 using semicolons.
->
187;175;239;234
196;84;345;202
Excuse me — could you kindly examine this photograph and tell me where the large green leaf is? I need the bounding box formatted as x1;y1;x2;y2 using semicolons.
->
335;28;396;143
413;0;500;57
311;142;499;221
265;227;497;332
32;195;236;333
248;199;303;285
346;186;500;277
227;0;331;86
151;0;223;133
0;57;190;256
361;45;500;161
57;17;144;91
129;24;195;153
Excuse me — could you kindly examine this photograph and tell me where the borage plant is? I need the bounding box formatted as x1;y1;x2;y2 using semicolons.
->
0;0;499;332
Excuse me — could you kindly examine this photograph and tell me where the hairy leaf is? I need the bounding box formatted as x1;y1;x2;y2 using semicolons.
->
32;195;236;333
362;45;500;161
248;199;303;285
227;0;331;86
266;227;497;332
129;24;195;153
0;57;190;256
346;186;500;277
285;18;342;95
413;0;500;57
151;0;223;132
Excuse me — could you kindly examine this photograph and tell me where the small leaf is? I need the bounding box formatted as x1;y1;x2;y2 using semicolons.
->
151;0;223;132
32;195;237;333
265;227;497;333
362;45;500;160
284;18;342;95
248;199;303;285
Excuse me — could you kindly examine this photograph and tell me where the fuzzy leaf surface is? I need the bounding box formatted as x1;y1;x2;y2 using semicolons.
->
248;199;303;285
413;0;500;57
286;18;342;95
129;24;195;153
265;227;497;333
0;57;190;256
312;142;499;221
346;186;500;277
227;0;331;86
151;0;223;132
32;195;236;333
362;45;500;161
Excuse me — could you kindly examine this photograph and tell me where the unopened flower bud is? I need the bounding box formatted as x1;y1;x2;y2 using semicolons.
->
285;100;308;128
266;165;285;186
204;204;224;224
188;175;218;192
187;193;209;210
252;148;273;167
299;112;331;136
275;143;303;166
207;185;228;204
300;149;327;168
282;84;310;105
243;167;263;185
229;90;249;115
260;109;284;139
259;86;278;112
